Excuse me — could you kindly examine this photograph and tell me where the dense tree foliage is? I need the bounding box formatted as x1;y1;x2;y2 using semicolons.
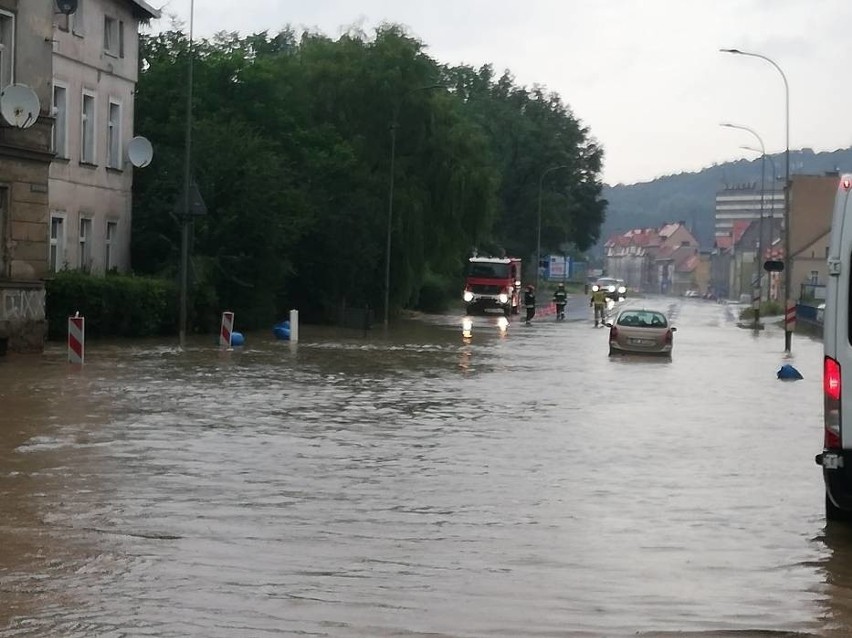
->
132;25;605;328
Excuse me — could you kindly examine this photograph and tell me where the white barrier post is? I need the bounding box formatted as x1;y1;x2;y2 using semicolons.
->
289;309;299;343
68;313;85;364
220;311;234;349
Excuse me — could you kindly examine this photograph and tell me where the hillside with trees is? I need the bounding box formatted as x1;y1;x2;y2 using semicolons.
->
131;26;606;328
601;147;852;250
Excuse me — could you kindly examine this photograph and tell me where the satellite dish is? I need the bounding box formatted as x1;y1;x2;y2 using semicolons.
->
55;0;78;15
0;85;40;130
127;136;154;168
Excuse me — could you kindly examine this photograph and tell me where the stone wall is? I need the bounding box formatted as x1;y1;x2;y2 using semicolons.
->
0;282;46;353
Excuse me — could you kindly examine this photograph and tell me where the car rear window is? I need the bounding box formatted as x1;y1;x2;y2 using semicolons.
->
616;311;668;328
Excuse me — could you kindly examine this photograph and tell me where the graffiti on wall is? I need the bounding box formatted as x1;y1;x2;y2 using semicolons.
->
1;288;45;321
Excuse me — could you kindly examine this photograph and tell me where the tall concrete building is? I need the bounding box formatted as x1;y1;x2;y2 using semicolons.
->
715;182;784;239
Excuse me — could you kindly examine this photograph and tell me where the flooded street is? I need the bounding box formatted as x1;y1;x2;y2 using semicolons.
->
0;298;848;637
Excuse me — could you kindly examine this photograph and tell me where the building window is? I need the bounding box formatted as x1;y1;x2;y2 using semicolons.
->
0;10;14;89
103;16;124;57
105;221;117;271
79;217;92;270
107;101;121;168
52;85;68;158
81;91;96;164
50;215;66;272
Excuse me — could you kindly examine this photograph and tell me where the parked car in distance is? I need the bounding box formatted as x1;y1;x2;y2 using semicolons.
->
684;289;700;298
591;277;627;302
606;308;676;357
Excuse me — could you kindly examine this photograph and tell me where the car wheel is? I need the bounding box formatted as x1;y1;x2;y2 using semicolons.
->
826;493;852;522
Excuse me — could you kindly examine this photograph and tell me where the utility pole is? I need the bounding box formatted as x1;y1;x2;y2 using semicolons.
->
179;0;195;349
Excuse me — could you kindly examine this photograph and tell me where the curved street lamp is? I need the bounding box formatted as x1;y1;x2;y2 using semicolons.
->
536;165;570;290
721;123;767;320
720;47;792;352
383;83;444;328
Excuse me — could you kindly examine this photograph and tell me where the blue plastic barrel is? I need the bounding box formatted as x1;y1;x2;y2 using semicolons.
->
231;331;245;347
273;320;290;341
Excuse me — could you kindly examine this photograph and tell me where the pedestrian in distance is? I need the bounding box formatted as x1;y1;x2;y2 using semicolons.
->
590;287;607;327
524;285;536;325
553;283;568;321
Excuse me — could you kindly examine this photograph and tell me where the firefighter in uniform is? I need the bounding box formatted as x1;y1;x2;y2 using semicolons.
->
553;283;568;321
524;285;536;324
590;287;607;327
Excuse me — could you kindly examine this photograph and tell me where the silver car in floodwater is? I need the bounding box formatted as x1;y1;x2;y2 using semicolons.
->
606;308;676;357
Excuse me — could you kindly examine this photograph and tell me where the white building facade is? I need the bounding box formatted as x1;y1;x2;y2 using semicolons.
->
49;0;157;274
715;183;784;239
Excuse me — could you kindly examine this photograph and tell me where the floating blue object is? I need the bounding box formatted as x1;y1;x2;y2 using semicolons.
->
777;364;803;380
273;320;290;341
231;331;245;347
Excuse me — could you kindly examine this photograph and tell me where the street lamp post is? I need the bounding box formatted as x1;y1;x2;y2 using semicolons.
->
536;165;570;291
721;123;766;329
720;48;792;352
741;145;780;302
178;0;195;349
383;84;443;328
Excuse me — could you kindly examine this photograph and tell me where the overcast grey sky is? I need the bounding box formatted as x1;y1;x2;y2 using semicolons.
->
149;0;852;186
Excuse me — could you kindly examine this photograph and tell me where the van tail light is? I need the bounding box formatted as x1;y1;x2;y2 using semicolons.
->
825;356;842;449
664;329;673;345
609;326;618;341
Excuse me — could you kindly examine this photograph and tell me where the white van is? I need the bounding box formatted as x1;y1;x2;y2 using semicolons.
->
819;174;852;520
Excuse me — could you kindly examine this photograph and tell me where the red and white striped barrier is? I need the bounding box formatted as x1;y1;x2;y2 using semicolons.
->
220;311;234;348
68;314;84;364
537;302;557;317
785;300;797;332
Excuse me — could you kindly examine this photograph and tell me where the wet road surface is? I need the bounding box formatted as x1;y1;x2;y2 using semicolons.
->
0;297;848;637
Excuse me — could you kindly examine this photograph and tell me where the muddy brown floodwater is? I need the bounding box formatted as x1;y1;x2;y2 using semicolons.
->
0;299;850;637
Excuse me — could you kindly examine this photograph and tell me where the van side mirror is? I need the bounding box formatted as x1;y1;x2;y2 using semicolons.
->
671;326;677;332
604;322;613;328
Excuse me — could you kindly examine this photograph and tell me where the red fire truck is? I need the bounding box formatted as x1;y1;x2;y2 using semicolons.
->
462;256;522;316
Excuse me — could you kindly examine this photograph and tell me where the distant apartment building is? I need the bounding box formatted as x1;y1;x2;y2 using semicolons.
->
788;174;836;302
604;222;700;295
710;174;837;302
0;1;54;351
49;0;158;274
715;182;784;239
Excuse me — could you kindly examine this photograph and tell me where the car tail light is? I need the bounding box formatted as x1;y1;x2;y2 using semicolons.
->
825;356;842;449
664;329;673;345
609;326;618;341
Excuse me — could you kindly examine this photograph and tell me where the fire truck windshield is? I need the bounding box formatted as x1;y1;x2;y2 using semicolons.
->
467;262;511;279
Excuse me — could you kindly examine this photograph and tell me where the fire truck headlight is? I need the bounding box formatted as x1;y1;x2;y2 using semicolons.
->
607;285;616;293
618;286;627;294
463;291;474;303
592;285;600;292
498;293;509;304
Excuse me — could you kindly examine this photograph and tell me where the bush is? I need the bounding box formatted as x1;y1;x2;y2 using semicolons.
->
739;300;784;321
45;271;178;340
416;271;456;313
